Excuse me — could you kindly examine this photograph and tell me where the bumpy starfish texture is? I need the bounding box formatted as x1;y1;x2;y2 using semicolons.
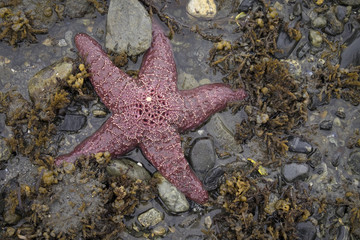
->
55;20;247;204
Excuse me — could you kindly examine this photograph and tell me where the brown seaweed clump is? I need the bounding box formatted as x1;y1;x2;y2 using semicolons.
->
0;89;69;164
1;154;157;240
209;169;313;239
208;4;308;162
0;7;47;46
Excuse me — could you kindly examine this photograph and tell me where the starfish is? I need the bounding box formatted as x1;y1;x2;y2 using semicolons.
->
55;20;247;204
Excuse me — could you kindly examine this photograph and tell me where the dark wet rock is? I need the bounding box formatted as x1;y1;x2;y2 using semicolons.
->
282;163;309;182
336;205;346;217
348;151;360;175
309;29;323;48
296;221;317;240
319;120;333;130
308;92;329;110
189;138;216;177
336;225;350;240
106;158;151;181
238;0;255;12
340;33;360;68
308;149;322;167
58;114;86;132
0;138;11;162
335;109;346;119
105;0;151;56
288;137;313;154
154;172;189;213
335;5;350;22
296;42;311;59
338;0;360;6
275;30;299;59
28;57;74;120
203;166;225;191
293;2;302;16
325;7;344;36
65;0;94;18
311;16;327;28
137;208;164;228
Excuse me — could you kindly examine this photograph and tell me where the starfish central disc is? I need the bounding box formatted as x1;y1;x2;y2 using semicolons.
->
55;19;247;204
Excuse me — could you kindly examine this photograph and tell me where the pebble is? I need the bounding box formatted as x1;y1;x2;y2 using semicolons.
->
312;16;327;28
106;158;151;181
189;137;216;178
0;138;11;161
187;0;217;18
275;30;299;58
238;0;255;12
335;109;346;119
58;114;86;132
336;225;350;240
293;2;302;16
296;221;317;240
319;120;333;130
3;210;21;224
62;0;93;18
296;42;310;59
105;0;151;56
340;32;360;68
309;29;323;48
282;163;309;182
154;172;189;213
137;208;164;228
203;166;225;191
325;7;344;36
288;137;313;154
348;151;360;175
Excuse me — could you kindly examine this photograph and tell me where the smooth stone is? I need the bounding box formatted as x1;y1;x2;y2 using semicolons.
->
311;16;327;28
309;29;323;48
296;221;317;240
348;151;360;175
177;71;200;90
340;33;360;68
28;57;74;119
105;0;151;56
293;2;302;16
154;172;189;212
319;120;333;130
288;136;313;154
282;163;309;182
325;7;344;36
337;225;350;240
137;208;164;228
58;114;86;132
189;137;216;176
335;108;346;119
206;113;243;153
187;0;217;18
203;166;225;191
65;0;94;18
0;138;11;161
106;158;151;181
335;5;350;21
238;0;256;12
275;30;299;59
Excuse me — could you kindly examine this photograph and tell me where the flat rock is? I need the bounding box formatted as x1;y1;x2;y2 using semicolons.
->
105;0;151;56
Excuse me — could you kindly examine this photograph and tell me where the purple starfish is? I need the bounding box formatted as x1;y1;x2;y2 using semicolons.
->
55;20;247;204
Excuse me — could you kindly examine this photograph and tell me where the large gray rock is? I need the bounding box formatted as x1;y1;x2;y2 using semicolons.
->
105;0;152;56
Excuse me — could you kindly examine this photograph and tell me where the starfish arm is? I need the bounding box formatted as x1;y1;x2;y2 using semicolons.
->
179;84;247;132
55;114;138;166
139;127;209;204
75;33;134;111
138;20;177;89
